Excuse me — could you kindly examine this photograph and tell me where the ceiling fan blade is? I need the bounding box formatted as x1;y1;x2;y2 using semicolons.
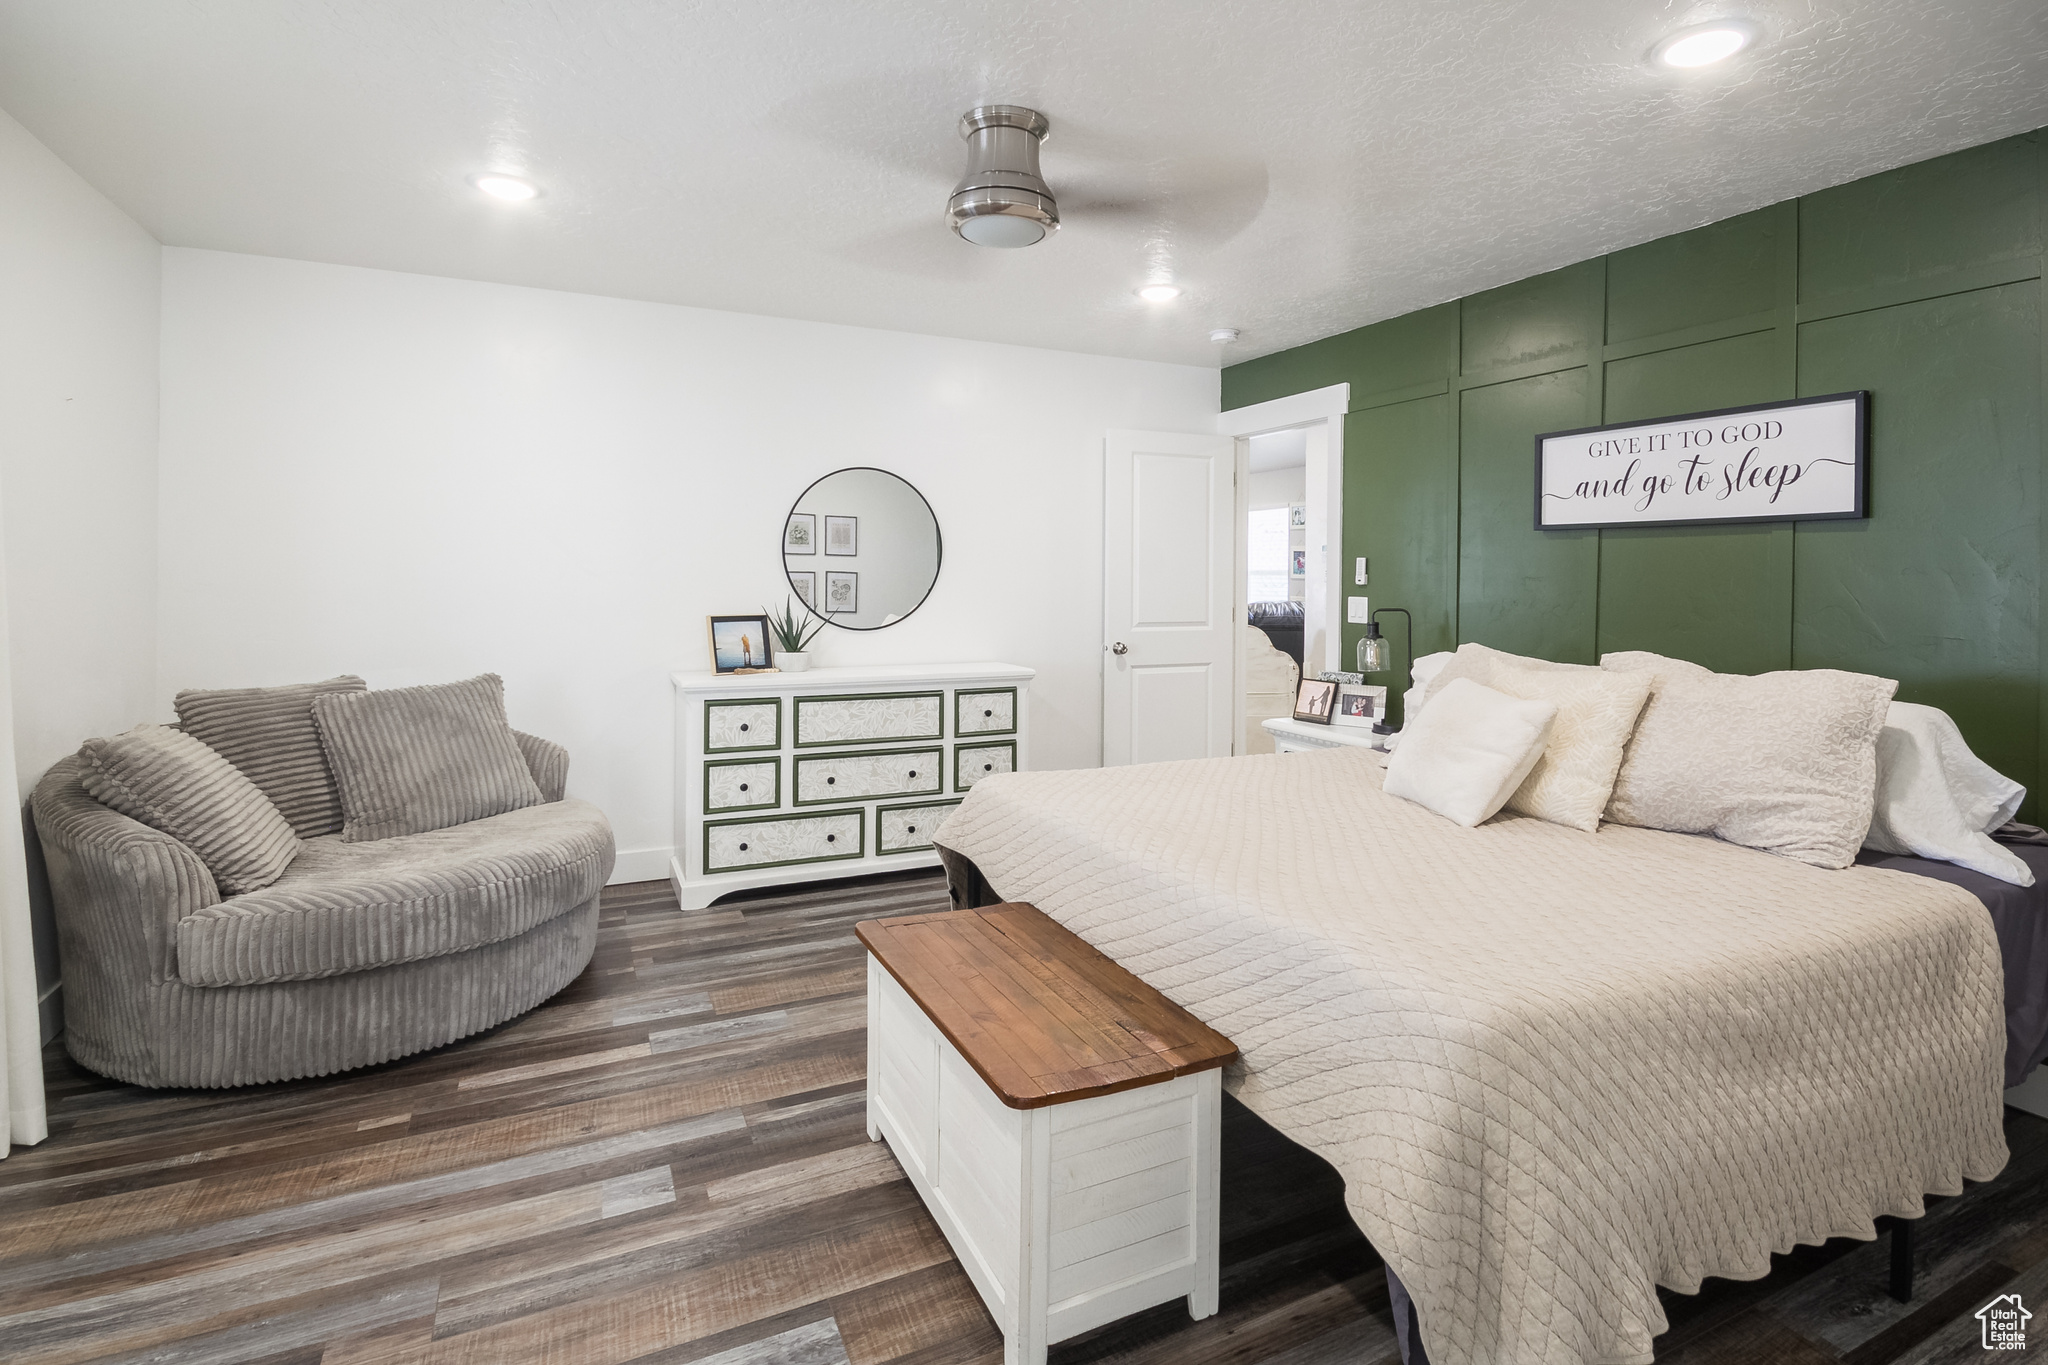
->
1055;156;1270;248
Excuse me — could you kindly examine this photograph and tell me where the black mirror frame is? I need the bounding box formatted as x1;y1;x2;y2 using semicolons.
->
783;466;943;632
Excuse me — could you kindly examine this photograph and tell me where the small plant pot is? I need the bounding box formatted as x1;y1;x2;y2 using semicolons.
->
780;651;812;672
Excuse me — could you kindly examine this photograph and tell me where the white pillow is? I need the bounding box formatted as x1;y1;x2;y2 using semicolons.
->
1865;701;2032;886
1403;651;1455;727
1409;642;1604;717
1600;652;1896;868
1383;678;1558;828
1487;663;1653;832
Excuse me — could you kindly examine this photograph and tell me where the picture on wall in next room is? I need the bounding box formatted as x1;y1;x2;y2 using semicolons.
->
826;516;858;556
826;572;858;613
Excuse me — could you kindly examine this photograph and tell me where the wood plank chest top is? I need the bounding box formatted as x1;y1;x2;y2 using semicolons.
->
857;903;1238;1365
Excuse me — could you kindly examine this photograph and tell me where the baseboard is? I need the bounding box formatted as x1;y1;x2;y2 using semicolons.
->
609;846;675;886
2007;1067;2048;1119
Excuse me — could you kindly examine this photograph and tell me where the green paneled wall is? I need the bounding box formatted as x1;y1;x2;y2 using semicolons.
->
1223;130;2046;811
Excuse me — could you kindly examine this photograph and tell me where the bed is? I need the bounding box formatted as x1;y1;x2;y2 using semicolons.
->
931;746;2017;1365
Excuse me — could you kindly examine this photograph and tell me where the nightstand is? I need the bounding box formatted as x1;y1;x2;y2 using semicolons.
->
1261;717;1390;754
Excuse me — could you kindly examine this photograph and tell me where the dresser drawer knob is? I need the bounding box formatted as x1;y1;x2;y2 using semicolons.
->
984;762;993;772
908;770;917;778
827;833;836;843
739;723;749;732
827;776;836;785
738;841;748;851
738;783;748;792
907;824;917;834
984;709;993;717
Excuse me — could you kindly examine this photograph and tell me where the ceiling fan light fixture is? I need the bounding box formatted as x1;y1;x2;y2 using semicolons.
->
1652;19;1757;67
948;105;1058;248
1137;283;1182;303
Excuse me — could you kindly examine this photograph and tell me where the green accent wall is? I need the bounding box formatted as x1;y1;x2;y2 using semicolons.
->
1224;130;2045;813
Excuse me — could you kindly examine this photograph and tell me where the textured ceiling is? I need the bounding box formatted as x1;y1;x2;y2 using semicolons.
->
0;1;2043;367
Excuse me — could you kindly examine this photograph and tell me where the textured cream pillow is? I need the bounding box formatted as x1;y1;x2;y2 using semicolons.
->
1485;663;1653;832
1410;642;1603;716
1383;678;1558;827
1600;653;1897;868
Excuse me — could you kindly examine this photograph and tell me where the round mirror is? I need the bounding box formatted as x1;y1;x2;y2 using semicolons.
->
782;468;941;630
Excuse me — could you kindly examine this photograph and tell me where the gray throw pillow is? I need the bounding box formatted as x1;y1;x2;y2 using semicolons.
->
313;674;543;842
80;726;300;895
175;676;368;838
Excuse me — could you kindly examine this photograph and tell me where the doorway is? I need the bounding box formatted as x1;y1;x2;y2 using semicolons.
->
1216;384;1351;755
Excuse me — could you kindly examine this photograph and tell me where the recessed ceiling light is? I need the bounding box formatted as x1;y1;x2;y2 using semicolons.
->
1652;20;1756;68
1137;283;1182;303
470;173;539;202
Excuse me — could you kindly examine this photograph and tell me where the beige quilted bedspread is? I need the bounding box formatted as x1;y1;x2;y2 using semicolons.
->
932;748;2009;1365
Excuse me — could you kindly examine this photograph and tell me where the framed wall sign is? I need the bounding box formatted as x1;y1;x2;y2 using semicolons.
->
1535;391;1867;531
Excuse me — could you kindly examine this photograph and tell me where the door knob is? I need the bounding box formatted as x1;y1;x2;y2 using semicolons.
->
1111;642;1128;655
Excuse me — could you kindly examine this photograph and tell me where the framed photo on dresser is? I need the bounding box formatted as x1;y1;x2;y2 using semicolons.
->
708;614;774;673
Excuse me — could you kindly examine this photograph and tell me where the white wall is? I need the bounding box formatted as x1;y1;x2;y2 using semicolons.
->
1247;466;1305;512
159;250;1217;880
0;108;162;1039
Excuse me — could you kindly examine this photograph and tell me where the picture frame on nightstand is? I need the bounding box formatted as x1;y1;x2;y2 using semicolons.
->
1292;678;1336;724
1330;683;1387;729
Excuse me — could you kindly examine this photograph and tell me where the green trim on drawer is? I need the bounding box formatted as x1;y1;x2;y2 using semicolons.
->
874;798;964;855
792;744;943;807
954;686;1018;737
703;808;865;873
792;691;944;748
703;755;779;812
705;697;781;752
954;740;1017;793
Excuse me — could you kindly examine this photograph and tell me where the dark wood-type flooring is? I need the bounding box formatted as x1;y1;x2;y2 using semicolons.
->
3;869;2045;1364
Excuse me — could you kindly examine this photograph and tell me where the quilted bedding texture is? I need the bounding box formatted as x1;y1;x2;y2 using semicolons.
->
931;748;2009;1365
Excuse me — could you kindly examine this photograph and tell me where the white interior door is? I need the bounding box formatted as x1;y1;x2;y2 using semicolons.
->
1102;429;1238;766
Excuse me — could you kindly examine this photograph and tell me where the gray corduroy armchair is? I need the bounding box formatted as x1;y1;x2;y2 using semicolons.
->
33;724;614;1089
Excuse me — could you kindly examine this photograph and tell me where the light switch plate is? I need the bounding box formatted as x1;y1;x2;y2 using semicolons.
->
1347;596;1371;624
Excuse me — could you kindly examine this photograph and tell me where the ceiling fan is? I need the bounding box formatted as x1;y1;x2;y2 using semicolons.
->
944;103;1267;252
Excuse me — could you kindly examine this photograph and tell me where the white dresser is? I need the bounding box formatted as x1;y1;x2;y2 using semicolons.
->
671;663;1034;910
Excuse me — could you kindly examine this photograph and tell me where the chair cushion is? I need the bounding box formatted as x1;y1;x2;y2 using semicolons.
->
175;676;368;838
176;797;614;987
79;725;300;896
313;673;543;842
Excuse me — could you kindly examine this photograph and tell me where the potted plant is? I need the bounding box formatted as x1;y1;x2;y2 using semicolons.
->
766;596;830;671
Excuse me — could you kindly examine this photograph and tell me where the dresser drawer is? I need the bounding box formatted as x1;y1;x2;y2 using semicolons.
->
705;699;779;752
876;799;962;854
795;746;942;805
955;740;1016;791
704;758;778;812
794;692;943;747
955;688;1017;736
704;809;863;872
